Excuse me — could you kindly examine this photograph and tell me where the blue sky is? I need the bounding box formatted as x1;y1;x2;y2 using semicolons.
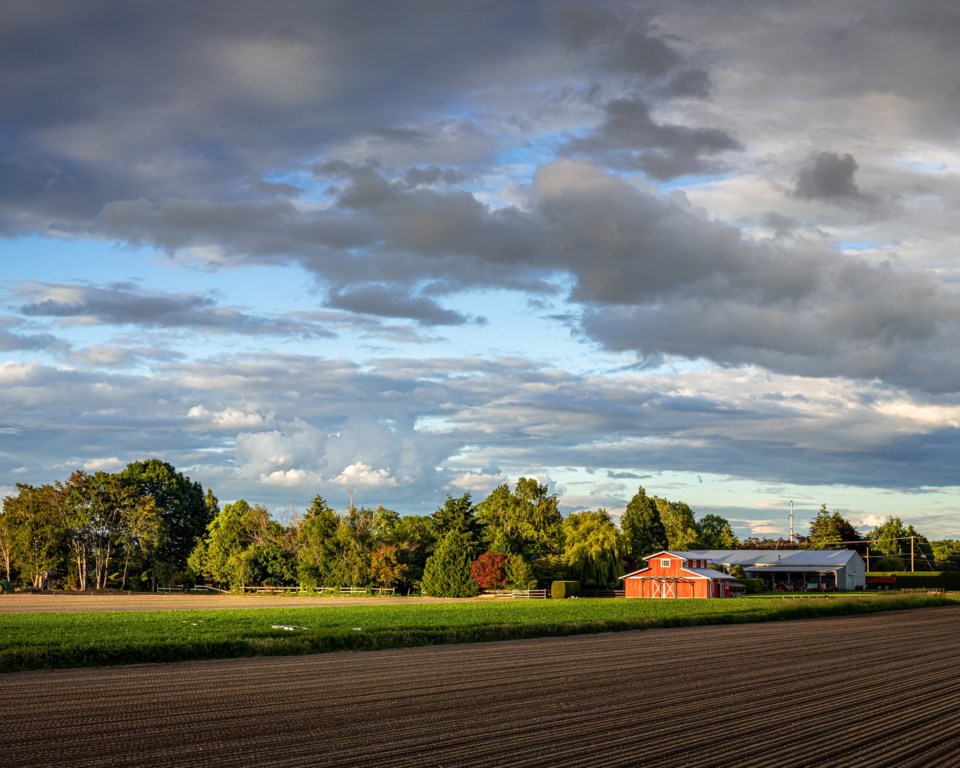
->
3;0;960;539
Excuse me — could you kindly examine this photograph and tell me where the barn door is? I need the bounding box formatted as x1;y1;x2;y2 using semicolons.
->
652;579;676;598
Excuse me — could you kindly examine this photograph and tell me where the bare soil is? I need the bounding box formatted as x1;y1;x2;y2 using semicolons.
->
2;605;958;767
0;592;467;613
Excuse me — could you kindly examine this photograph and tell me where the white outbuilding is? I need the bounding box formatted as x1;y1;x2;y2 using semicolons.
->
681;549;866;592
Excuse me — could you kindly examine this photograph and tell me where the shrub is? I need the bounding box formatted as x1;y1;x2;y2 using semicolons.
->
733;578;764;593
551;580;580;599
470;551;509;590
505;557;536;589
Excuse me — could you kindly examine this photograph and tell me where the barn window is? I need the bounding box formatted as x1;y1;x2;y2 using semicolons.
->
661;558;672;568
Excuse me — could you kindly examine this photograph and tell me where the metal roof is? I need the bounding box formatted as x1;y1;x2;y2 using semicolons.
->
674;550;862;569
744;565;839;574
684;567;738;580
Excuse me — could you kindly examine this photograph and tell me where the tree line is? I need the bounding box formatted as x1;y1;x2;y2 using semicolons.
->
2;459;955;595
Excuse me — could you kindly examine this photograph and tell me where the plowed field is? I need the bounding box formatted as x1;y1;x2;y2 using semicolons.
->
2;606;958;767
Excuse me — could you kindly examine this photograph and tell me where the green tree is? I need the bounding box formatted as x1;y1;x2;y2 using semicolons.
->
431;494;482;552
808;504;843;549
329;505;375;587
477;479;563;560
696;513;739;549
4;484;66;588
369;544;409;589
620;487;667;564
192;499;277;589
295;496;340;588
504;556;536;589
57;472;92;590
391;514;434;591
118;459;211;576
421;530;479;597
0;501;15;582
655;497;699;551
562;509;626;588
117;494;163;590
931;540;960;571
871;516;909;558
808;504;863;550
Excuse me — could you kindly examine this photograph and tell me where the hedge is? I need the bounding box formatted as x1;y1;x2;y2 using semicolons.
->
551;580;581;599
866;572;960;590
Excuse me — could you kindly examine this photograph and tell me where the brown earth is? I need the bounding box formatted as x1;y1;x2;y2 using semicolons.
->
2;605;959;767
0;592;470;613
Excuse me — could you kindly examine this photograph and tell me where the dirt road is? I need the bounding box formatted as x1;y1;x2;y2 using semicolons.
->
0;592;466;613
2;606;958;767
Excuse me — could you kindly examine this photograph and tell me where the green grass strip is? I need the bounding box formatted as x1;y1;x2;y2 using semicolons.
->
0;593;954;673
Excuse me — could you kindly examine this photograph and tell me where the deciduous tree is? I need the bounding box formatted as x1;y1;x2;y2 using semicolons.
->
477;479;563;560
470;550;509;590
562;509;626;588
696;513;739;549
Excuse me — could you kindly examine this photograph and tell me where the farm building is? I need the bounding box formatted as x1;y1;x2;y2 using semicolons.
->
620;551;742;598
621;549;866;598
692;549;867;592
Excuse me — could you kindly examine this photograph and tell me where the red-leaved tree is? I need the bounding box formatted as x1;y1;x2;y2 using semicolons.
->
470;550;509;589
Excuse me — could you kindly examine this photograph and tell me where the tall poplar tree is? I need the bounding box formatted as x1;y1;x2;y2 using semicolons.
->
620;487;668;564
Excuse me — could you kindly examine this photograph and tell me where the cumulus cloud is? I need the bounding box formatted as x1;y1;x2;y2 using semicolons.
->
333;462;398;487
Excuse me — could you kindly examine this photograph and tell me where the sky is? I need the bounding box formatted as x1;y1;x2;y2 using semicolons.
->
3;0;960;539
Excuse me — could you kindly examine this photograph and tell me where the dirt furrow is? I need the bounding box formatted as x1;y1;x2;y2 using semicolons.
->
2;606;959;767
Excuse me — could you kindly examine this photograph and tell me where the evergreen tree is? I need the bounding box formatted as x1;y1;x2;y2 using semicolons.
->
420;530;479;597
295;496;339;588
620;487;667;563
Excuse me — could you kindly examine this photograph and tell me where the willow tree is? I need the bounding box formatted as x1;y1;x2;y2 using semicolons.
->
562;509;626;588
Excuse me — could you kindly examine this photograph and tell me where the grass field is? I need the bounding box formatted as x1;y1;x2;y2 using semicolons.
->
1;592;953;673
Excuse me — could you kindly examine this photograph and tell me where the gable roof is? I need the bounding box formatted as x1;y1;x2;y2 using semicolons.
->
620;549;864;580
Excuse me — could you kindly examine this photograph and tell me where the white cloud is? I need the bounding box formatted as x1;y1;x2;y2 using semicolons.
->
446;471;507;494
332;462;398;487
82;456;125;472
188;405;274;429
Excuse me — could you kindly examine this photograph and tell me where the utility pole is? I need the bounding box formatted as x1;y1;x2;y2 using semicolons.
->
789;500;794;544
911;535;915;572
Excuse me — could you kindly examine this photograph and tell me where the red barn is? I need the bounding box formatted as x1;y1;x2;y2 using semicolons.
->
621;551;740;598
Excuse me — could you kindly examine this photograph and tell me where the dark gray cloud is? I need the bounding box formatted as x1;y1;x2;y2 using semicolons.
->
18;282;335;337
544;2;709;95
92;157;960;392
0;0;546;232
327;285;471;326
563;96;742;179
5;1;960;530
791;151;876;203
